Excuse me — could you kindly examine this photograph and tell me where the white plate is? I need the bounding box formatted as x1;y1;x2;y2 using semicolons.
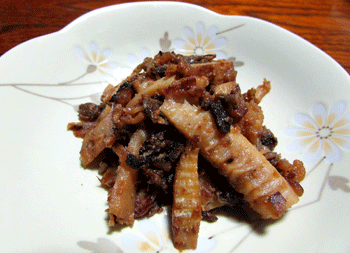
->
1;2;350;252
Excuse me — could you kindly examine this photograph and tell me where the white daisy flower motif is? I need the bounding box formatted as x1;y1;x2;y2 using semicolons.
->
121;212;215;252
121;216;173;252
75;42;121;84
284;101;350;164
173;22;227;59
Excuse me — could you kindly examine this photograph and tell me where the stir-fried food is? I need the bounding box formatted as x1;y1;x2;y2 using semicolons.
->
172;139;201;250
68;51;305;250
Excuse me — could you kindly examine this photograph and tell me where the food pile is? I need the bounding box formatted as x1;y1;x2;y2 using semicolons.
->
68;52;305;251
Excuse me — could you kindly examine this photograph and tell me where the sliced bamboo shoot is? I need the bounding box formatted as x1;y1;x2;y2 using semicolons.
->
172;140;201;250
108;129;147;226
161;99;299;219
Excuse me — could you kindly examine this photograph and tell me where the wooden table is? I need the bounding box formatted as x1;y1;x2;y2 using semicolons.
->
1;0;349;74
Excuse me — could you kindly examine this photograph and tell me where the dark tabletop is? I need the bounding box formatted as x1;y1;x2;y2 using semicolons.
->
1;0;349;74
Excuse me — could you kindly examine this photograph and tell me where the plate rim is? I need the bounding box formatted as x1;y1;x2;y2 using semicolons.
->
0;1;349;80
1;2;350;252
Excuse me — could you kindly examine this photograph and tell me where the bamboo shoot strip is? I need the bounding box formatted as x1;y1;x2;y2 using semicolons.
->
161;99;299;219
172;140;201;250
108;129;147;226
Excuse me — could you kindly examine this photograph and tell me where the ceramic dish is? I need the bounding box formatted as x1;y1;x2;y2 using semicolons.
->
1;2;349;252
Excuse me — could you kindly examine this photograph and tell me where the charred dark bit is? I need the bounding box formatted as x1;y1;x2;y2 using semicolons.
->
199;93;212;110
166;172;175;186
268;192;287;216
201;89;246;134
260;126;278;151
143;168;166;187
164;76;207;105
134;189;162;219
126;154;145;170
150;65;168;79
143;62;169;80
110;81;136;106
138;131;184;171
202;211;218;222
184;54;216;64
226;157;234;164
208;98;232;134
126;131;184;171
142;95;168;124
263;152;280;168
217;86;248;124
78;102;104;122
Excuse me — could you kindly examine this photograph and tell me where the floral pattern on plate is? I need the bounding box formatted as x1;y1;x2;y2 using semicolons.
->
2;6;349;250
77;238;123;253
0;23;244;109
121;215;173;252
173;22;227;59
121;212;215;253
284;101;350;164
75;42;119;77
